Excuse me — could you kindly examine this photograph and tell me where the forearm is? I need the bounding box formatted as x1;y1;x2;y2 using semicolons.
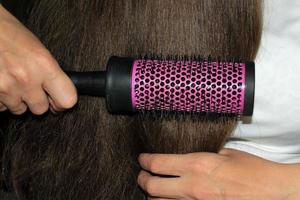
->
278;163;300;200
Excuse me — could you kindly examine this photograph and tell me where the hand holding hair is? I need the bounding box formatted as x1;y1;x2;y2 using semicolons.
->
0;4;77;115
138;149;300;200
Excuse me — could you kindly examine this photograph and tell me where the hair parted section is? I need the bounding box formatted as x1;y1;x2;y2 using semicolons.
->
0;0;262;199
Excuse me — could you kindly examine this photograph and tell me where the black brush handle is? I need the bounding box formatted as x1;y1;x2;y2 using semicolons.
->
65;71;106;97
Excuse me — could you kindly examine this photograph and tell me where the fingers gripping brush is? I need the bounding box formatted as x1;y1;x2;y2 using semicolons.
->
66;56;255;116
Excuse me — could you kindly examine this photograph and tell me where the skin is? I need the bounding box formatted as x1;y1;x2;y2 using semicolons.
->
138;149;300;200
0;5;77;115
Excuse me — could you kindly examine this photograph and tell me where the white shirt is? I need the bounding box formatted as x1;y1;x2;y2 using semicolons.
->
224;0;300;164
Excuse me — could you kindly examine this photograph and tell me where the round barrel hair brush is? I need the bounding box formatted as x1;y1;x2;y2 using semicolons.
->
66;56;255;116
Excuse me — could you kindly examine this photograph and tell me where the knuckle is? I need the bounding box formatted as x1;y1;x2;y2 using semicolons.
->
0;83;9;96
188;154;212;172
190;161;204;173
13;109;26;115
0;75;12;95
61;93;77;109
34;48;53;64
11;105;27;115
10;66;31;85
31;106;48;115
30;102;49;115
34;49;58;76
49;103;62;113
1;53;32;85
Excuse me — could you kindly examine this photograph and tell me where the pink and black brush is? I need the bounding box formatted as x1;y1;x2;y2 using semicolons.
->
67;56;255;116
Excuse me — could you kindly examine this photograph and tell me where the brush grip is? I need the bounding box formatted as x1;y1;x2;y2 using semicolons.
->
66;71;106;97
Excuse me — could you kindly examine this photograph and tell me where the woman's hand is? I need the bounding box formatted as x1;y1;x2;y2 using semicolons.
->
0;5;77;115
138;148;300;200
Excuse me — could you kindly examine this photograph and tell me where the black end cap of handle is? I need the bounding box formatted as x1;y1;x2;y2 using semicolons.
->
243;61;255;116
105;56;134;114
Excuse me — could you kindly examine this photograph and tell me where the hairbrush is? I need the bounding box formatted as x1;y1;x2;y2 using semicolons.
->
66;56;255;116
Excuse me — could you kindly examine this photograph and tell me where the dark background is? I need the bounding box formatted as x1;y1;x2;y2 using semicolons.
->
0;112;10;199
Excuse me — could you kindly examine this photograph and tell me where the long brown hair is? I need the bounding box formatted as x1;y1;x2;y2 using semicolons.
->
1;0;262;199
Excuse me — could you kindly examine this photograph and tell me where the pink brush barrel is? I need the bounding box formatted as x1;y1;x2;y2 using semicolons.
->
131;59;251;115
